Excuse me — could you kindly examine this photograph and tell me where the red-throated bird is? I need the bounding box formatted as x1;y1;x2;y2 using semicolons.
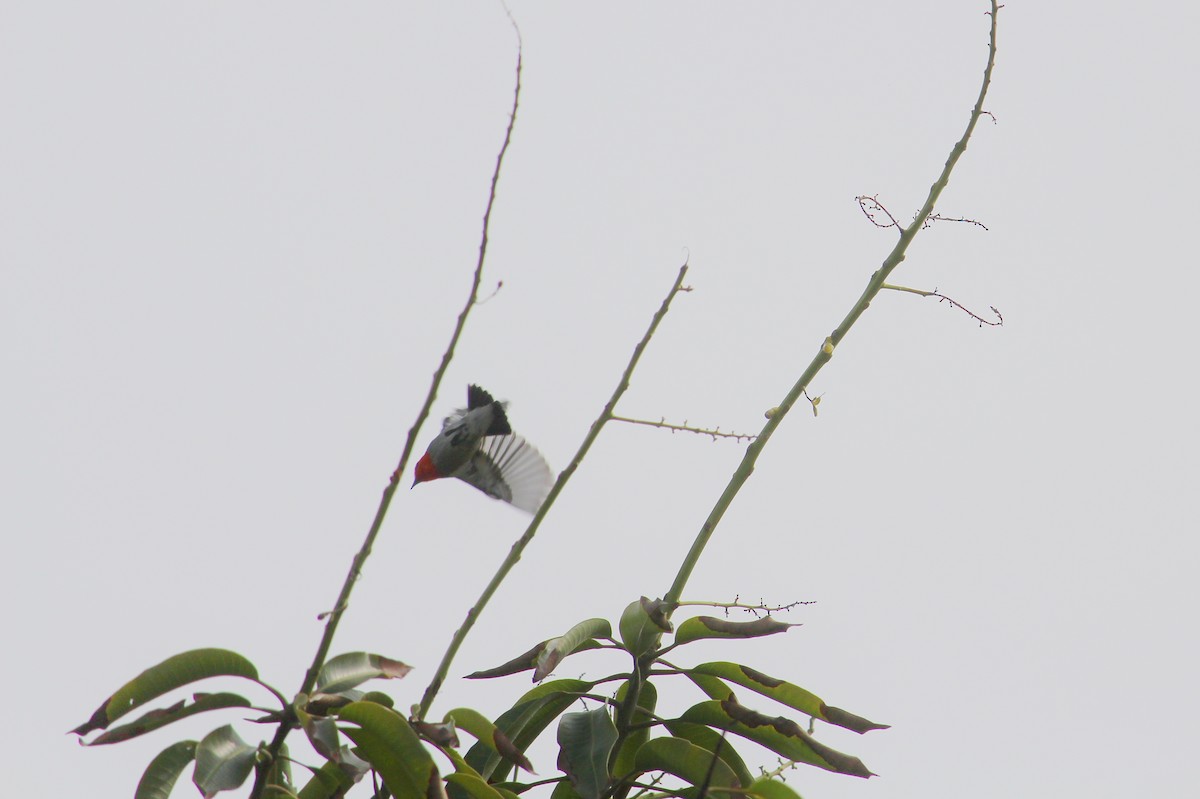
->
413;385;553;513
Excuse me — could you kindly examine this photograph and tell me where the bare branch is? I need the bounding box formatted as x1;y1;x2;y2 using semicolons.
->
611;415;756;442
882;283;1004;327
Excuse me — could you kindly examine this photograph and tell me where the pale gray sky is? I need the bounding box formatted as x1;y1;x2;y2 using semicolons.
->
4;2;1197;798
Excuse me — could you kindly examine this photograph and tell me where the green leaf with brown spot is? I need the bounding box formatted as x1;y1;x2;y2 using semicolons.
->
534;619;612;681
72;648;260;736
446;707;533;773
339;700;437;799
679;697;874;778
464;679;593;782
317;652;412;693
673;617;797;646
690;663;888;734
85;693;250;745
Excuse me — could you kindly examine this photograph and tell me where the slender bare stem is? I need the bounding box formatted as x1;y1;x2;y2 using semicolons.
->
248;35;525;799
416;263;691;719
663;0;1001;607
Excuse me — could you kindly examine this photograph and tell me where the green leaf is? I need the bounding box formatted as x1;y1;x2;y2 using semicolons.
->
464;679;593;782
534;619;612;681
611;680;657;778
679;697;874;778
556;708;617;799
295;760;357;799
72;649;260;736
745;777;805;799
632;736;739;795
662;721;753;789
296;697;343;762
317;652;412;693
690;663;888;734
446;773;509;799
446;707;534;773
86;693;251;745
264;742;293;798
134;740;196;799
550;780;584;799
192;725;257;798
618;599;665;657
673;617;797;646
339;700;437;799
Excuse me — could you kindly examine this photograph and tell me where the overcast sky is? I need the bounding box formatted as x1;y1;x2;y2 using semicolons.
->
4;2;1197;798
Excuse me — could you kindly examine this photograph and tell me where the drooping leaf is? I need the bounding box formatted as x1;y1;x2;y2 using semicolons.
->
415;718;461;748
467;640;605;680
673;617;797;646
618;600;664;658
134;740;196;799
534;619;612;681
446;707;534;773
632;736;739;795
611;680;657;778
296;696;343;762
317;652;412;694
339;700;438;799
690;663;888;734
295;760;358;799
679;697;874;779
556;708;617;799
86;692;251;745
464;679;592;782
192;725;257;798
662;721;753;789
72;648;259;736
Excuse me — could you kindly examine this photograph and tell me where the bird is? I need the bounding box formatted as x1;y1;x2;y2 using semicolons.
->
412;384;553;513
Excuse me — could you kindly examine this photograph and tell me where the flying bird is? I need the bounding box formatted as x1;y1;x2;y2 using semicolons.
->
413;384;553;513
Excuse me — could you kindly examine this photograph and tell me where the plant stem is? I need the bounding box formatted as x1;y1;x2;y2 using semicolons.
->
663;0;1000;607
416;263;690;719
247;38;525;799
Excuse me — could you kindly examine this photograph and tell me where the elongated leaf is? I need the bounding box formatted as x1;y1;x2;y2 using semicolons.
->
673;617;797;646
72;649;259;735
745;777;805;799
556;708;616;799
88;693;251;745
264;742;293;798
534;619;612;682
446;707;533;773
339;700;437;799
318;652;412;693
468;641;605;680
632;737;739;794
690;663;888;734
446;772;509;799
464;679;592;781
135;740;196;799
662;721;753;789
679;697;874;778
611;680;657;778
192;725;257;798
295;760;357;799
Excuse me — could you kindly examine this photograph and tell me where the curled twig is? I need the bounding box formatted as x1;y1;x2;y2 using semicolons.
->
882;283;1003;327
610;415;756;442
855;194;901;229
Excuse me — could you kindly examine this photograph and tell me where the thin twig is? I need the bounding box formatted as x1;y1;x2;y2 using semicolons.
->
662;0;1001;608
611;415;756;442
247;22;526;799
882;283;1003;327
416;262;692;719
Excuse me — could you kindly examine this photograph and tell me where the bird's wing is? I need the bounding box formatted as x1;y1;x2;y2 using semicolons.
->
455;434;553;513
